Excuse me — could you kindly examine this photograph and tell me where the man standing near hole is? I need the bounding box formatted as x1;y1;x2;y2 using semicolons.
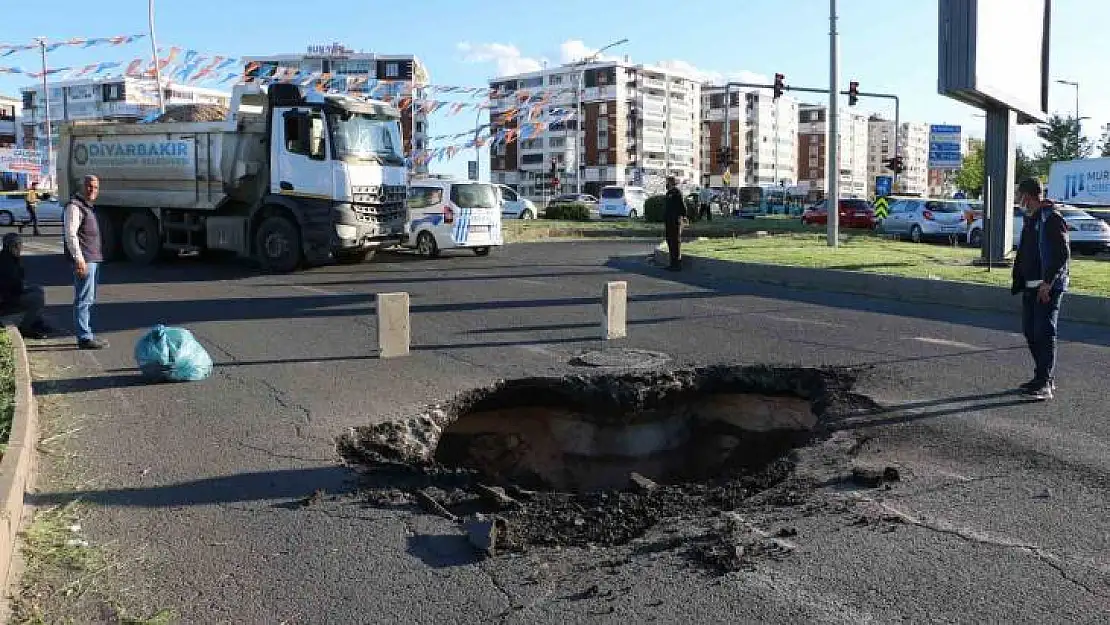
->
663;176;686;271
1011;177;1069;401
64;174;108;350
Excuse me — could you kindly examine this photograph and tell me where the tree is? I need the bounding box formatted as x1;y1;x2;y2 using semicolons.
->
1015;147;1042;181
954;142;985;198
1034;114;1091;169
1099;125;1110;157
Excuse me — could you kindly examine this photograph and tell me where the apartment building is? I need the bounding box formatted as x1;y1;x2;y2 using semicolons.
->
701;87;798;189
797;104;870;198
243;44;431;172
867;117;929;196
488;59;702;199
20;77;229;151
0;94;19;147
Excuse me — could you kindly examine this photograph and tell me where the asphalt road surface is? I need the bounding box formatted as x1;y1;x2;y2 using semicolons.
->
16;233;1110;624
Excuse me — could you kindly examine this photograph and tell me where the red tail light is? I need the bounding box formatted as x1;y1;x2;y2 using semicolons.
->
923;210;934;221
443;205;454;224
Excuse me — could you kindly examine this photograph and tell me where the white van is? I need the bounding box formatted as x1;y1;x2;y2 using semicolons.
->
598;185;648;219
404;179;503;257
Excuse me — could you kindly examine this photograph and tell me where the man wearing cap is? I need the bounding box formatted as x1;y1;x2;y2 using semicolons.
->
0;233;52;339
64;174;107;350
1011;178;1069;401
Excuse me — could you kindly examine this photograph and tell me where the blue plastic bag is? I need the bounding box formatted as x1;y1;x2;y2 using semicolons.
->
134;324;213;382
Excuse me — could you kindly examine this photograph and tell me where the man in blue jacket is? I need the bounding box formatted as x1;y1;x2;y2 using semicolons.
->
1011;178;1069;400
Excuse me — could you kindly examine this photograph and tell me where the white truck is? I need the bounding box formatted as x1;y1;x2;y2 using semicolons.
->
57;83;408;272
1046;157;1110;207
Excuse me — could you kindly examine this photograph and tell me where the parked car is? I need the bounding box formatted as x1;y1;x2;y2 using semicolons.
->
403;179;502;257
598;185;647;219
494;184;537;220
0;190;63;228
966;204;1110;253
880;197;971;242
546;193;598;219
800;198;877;229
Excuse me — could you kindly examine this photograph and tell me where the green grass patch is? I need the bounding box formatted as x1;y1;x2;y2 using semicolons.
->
685;233;1110;297
503;215;827;243
0;330;14;456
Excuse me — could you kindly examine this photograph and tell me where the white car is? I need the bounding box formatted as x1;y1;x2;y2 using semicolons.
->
0;191;63;228
966;204;1110;253
495;184;537;220
598;185;648;219
403;179;503;257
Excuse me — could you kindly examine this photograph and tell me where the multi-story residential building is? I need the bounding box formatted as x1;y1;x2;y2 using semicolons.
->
20;77;229;151
797;104;870;198
243;44;431;173
701;87;797;189
867;117;929;196
488;59;702;199
0;94;19;147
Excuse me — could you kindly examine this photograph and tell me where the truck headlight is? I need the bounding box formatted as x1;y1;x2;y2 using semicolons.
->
336;224;357;239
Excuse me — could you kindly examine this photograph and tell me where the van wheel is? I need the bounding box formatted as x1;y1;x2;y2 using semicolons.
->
520;209;534;220
255;214;302;273
416;231;439;258
121;212;162;265
629;210;639;220
473;247;491;257
336;249;375;264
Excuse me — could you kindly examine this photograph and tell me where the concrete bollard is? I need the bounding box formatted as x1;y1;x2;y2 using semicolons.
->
376;292;410;358
602;281;628;340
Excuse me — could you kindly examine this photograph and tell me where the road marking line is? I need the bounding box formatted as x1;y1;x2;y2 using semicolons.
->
512;278;547;286
773;315;843;327
909;336;983;350
517;344;559;358
292;285;338;296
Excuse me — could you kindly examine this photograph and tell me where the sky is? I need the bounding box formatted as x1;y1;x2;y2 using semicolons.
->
2;0;1104;181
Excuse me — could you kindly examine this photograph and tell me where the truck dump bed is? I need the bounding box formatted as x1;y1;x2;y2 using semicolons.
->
58;118;268;211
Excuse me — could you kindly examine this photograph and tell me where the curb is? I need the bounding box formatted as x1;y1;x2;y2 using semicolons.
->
0;327;38;587
652;246;1110;326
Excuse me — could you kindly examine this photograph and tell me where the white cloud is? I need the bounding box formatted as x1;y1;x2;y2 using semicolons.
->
456;41;543;76
559;39;625;65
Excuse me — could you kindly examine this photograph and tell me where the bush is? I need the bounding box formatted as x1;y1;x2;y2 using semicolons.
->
644;195;666;223
543;203;591;221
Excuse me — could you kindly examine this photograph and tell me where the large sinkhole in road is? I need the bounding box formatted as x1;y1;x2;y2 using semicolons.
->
339;365;856;493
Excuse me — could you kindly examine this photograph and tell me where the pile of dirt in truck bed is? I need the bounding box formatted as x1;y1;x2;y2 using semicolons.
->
153;104;229;123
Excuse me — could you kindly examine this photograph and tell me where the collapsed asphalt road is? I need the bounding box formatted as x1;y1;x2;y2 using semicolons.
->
18;239;1110;623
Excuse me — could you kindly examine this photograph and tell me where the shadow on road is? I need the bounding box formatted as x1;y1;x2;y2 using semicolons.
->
406;534;482;568
607;254;1110;349
32;373;149;395
828;389;1035;430
26;466;355;508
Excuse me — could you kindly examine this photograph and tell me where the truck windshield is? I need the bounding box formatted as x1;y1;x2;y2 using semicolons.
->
328;112;404;165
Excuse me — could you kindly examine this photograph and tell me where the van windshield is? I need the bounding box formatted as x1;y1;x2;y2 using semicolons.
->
451;183;498;208
601;187;625;199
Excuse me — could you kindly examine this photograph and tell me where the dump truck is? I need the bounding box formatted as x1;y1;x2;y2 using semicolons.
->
56;83;408;272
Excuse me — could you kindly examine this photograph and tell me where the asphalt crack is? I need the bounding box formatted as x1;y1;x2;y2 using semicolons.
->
854;495;1106;599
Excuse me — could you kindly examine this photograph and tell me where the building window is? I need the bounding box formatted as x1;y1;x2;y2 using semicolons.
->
102;82;125;103
549;74;564;85
599;152;609;165
385;63;400;78
809;145;819;156
415;121;425;133
521;153;543;164
809;168;819;178
598;134;609;150
548;136;565;148
599;102;608;115
809;157;818;168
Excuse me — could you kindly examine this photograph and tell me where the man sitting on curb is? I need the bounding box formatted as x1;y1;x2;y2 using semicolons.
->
0;233;54;339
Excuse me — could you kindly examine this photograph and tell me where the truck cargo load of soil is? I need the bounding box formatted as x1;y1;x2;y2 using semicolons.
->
152;104;229;123
338;365;876;553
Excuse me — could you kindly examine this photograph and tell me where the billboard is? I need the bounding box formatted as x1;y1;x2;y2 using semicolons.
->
928;125;963;169
938;0;1050;123
0;148;45;174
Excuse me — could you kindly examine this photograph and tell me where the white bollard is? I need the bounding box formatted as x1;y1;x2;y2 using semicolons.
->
602;281;628;340
376;292;410;358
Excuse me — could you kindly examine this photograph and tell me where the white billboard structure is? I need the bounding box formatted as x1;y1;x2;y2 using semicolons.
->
938;0;1051;263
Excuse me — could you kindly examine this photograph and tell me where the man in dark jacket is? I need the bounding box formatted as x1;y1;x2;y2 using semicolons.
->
1011;178;1069;400
663;176;686;271
0;233;51;339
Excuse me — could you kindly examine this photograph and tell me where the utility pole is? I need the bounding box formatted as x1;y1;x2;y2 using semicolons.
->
827;0;840;247
149;0;166;114
37;39;52;186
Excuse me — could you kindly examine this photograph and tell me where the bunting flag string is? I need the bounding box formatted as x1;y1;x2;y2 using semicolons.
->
0;34;145;58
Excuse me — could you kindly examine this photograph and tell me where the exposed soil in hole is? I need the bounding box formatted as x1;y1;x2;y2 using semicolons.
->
338;364;878;565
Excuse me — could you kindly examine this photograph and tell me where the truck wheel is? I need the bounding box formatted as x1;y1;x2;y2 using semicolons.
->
97;211;122;261
336;249;375;264
121;212;162;265
255;214;302;273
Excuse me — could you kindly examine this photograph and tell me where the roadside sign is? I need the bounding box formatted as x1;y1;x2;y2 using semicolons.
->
467;160;478;181
875;175;892;198
928;124;963;170
874;196;890;219
954;191;966;199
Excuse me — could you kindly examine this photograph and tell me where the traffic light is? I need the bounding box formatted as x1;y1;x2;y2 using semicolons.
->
885;156;906;174
848;81;859;106
717;146;731;166
773;73;785;99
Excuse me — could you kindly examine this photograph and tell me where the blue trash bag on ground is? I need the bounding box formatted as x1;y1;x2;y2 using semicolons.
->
134;324;213;382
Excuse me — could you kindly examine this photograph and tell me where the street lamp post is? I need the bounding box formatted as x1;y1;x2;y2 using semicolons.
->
35;38;52;186
573;38;628;194
149;0;166;114
1056;79;1081;150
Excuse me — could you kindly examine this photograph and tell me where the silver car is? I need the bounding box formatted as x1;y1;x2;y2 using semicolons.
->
0;191;63;228
495;184;538;220
880;197;972;242
966;204;1110;253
